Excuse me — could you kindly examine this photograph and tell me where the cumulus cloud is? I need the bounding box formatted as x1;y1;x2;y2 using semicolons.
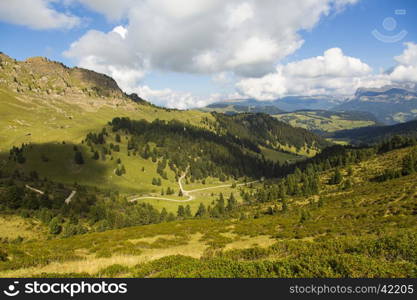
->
236;43;417;101
132;86;223;110
0;0;79;30
71;0;135;21
389;42;417;82
236;48;374;100
62;0;360;107
64;26;147;91
65;0;359;77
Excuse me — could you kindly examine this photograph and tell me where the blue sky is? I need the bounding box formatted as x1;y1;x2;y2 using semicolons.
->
0;0;416;108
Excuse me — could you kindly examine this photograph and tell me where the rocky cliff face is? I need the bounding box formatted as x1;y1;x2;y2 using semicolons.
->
0;53;125;100
335;86;417;124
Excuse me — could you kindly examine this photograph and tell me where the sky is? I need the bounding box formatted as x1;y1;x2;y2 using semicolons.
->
0;0;417;109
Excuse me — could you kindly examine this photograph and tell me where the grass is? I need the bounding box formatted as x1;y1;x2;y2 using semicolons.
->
0;215;47;241
138;182;258;214
273;111;376;133
1;146;417;277
0;87;214;152
259;146;302;163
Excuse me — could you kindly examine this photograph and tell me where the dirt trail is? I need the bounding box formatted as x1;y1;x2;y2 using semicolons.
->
25;185;44;195
65;191;77;204
129;168;258;203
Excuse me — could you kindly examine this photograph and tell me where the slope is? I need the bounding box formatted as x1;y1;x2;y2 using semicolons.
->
331;119;417;144
1;141;417;277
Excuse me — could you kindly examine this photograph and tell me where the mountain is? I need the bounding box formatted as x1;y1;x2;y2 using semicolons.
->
201;99;378;133
200;102;285;115
0;52;329;205
330;119;417;144
272;110;379;133
2;135;417;277
201;95;342;114
211;113;330;156
271;96;342;111
0;52;211;151
334;86;417;124
0;53;124;99
2;52;417;279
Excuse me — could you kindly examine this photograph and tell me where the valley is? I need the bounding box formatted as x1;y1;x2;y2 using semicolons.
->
1;53;417;278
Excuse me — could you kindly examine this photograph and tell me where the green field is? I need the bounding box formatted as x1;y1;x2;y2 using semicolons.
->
1;145;417;277
273;111;376;133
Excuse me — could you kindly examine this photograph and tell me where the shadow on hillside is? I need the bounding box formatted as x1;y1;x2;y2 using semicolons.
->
0;142;111;188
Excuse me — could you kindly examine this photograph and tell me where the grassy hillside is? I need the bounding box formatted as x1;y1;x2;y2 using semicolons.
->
273;110;377;133
210;113;330;156
1;141;417;277
330;119;417;145
199;103;284;115
0;87;212;151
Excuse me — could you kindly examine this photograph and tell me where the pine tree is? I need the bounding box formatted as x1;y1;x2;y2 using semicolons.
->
49;217;62;235
185;205;192;218
217;193;225;214
177;205;185;218
226;193;237;211
329;168;343;185
92;151;99;160
160;208;168;222
74;151;84;165
402;154;415;176
195;203;207;218
281;198;288;212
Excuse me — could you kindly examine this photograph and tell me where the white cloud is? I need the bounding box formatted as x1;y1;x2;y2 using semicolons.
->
284;48;371;78
70;0;135;21
236;43;417;101
389;43;417;82
0;0;79;30
132;86;223;110
112;26;128;39
65;0;357;77
236;48;375;100
64;26;147;91
63;0;359;107
226;2;254;29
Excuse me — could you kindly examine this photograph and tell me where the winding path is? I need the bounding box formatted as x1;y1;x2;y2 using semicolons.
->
65;190;77;204
129;168;258;203
25;185;44;195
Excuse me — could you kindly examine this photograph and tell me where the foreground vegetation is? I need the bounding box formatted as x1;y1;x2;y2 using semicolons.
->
1;138;416;277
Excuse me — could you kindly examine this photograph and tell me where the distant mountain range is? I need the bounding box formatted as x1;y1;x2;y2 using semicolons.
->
201;96;342;114
203;85;417;126
334;86;417;124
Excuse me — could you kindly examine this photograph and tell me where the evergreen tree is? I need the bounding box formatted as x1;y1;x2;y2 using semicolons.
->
49;217;62;235
226;193;237;211
402;154;416;176
74;151;84;165
177;205;185;218
329;168;343;185
185;205;192;218
217;193;225;214
195;203;207;218
160;208;168;222
92;151;99;160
